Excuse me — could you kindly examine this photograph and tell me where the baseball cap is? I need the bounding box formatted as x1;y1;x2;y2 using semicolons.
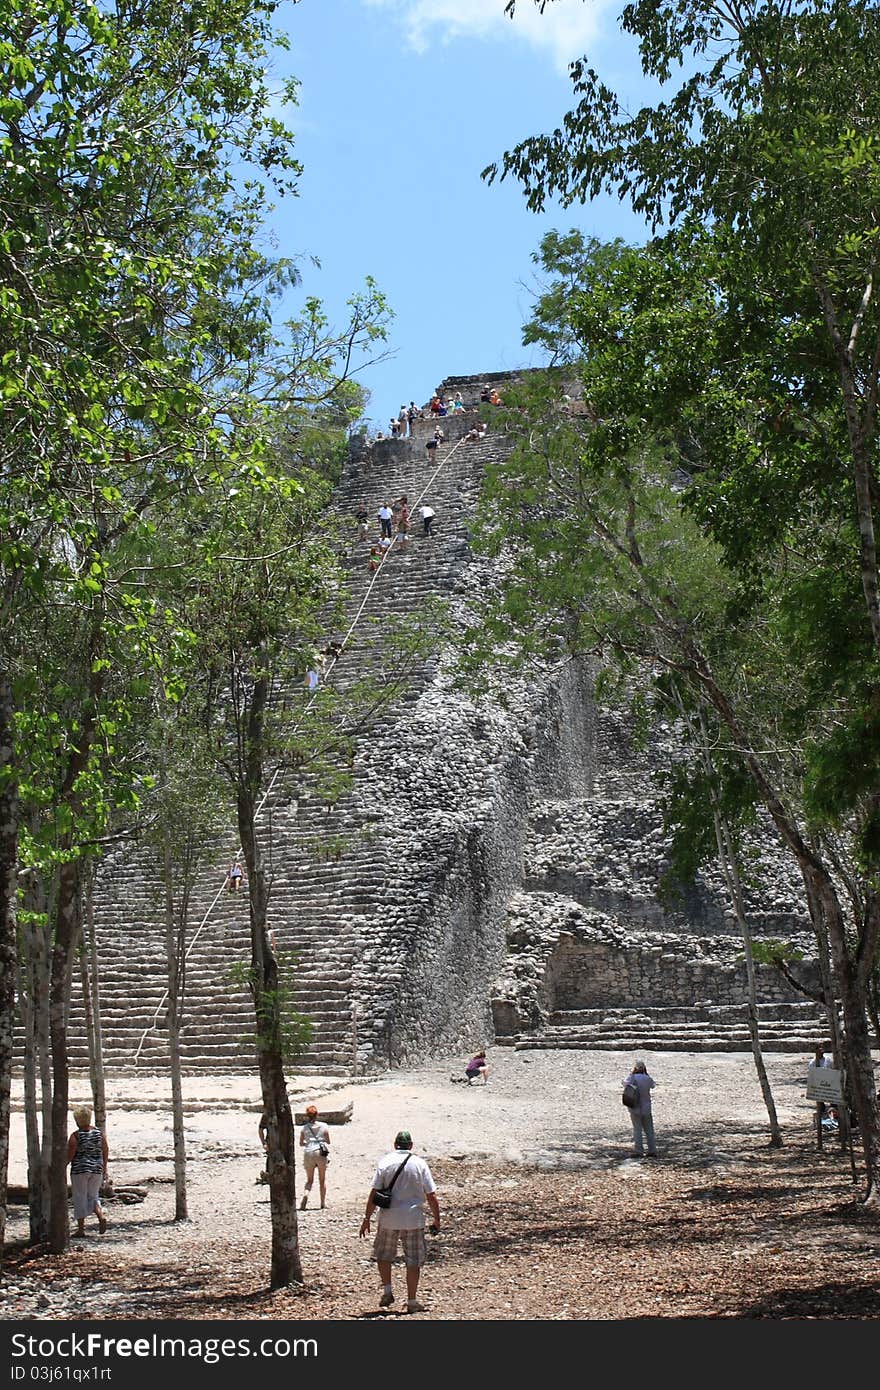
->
394;1130;412;1148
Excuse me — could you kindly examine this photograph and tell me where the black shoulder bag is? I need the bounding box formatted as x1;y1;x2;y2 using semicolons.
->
373;1152;412;1209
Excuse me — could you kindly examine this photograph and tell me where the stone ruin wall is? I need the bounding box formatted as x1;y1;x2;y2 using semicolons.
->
352;658;597;1066
487;686;820;1043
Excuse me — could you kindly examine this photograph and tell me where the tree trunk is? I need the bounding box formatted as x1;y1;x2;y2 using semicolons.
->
18;878;50;1244
803;869;851;1150
238;788;301;1288
163;837;188;1222
715;811;783;1147
19;922;42;1243
868;973;880;1053
48;860;82;1253
236;658;301;1288
37;916;53;1237
682;693;783;1144
0;672;18;1264
811;872;880;1204
80;946;98;1115
672;641;880;1200
83;867;106;1135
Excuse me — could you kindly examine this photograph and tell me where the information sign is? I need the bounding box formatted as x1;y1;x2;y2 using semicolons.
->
806;1067;843;1103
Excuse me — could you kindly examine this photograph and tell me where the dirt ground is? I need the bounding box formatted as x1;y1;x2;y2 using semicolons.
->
3;1048;880;1322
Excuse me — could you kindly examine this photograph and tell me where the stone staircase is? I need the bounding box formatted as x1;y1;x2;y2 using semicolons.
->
513;999;829;1052
59;378;542;1075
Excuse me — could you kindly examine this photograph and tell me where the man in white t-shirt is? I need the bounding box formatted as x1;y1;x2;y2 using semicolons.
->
359;1129;440;1314
299;1104;331;1209
808;1043;832;1069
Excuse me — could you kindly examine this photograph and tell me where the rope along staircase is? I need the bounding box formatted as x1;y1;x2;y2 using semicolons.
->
61;386;515;1074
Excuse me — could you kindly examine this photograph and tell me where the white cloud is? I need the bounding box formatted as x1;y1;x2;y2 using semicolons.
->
362;0;611;74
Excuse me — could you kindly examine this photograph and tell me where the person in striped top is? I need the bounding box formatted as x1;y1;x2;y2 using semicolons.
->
67;1105;109;1237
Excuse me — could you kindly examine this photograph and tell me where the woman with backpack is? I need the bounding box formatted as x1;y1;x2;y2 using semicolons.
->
622;1060;657;1158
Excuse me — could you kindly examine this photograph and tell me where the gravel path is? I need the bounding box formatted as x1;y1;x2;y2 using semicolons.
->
3;1049;879;1321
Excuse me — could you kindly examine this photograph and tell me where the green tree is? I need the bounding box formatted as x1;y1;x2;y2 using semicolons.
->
184;429;436;1285
139;707;230;1224
463;226;880;1198
0;0;303;1256
485;0;880;1200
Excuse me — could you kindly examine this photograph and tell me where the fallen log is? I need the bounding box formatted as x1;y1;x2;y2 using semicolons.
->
6;1183;147;1206
105;1187;147;1205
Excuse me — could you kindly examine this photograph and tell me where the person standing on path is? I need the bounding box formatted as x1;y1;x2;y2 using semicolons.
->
418;503;436;537
67;1106;109;1237
378;503;394;539
623;1060;657;1158
359;1129;440;1314
809;1042;832;1070
299;1104;331;1209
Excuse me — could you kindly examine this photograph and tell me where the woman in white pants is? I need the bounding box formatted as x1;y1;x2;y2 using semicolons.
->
67;1105;109;1236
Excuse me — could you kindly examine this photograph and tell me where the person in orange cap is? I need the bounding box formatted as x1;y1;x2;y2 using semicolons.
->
299;1104;331;1209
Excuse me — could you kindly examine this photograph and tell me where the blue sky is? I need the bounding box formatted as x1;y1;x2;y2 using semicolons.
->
267;1;656;431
